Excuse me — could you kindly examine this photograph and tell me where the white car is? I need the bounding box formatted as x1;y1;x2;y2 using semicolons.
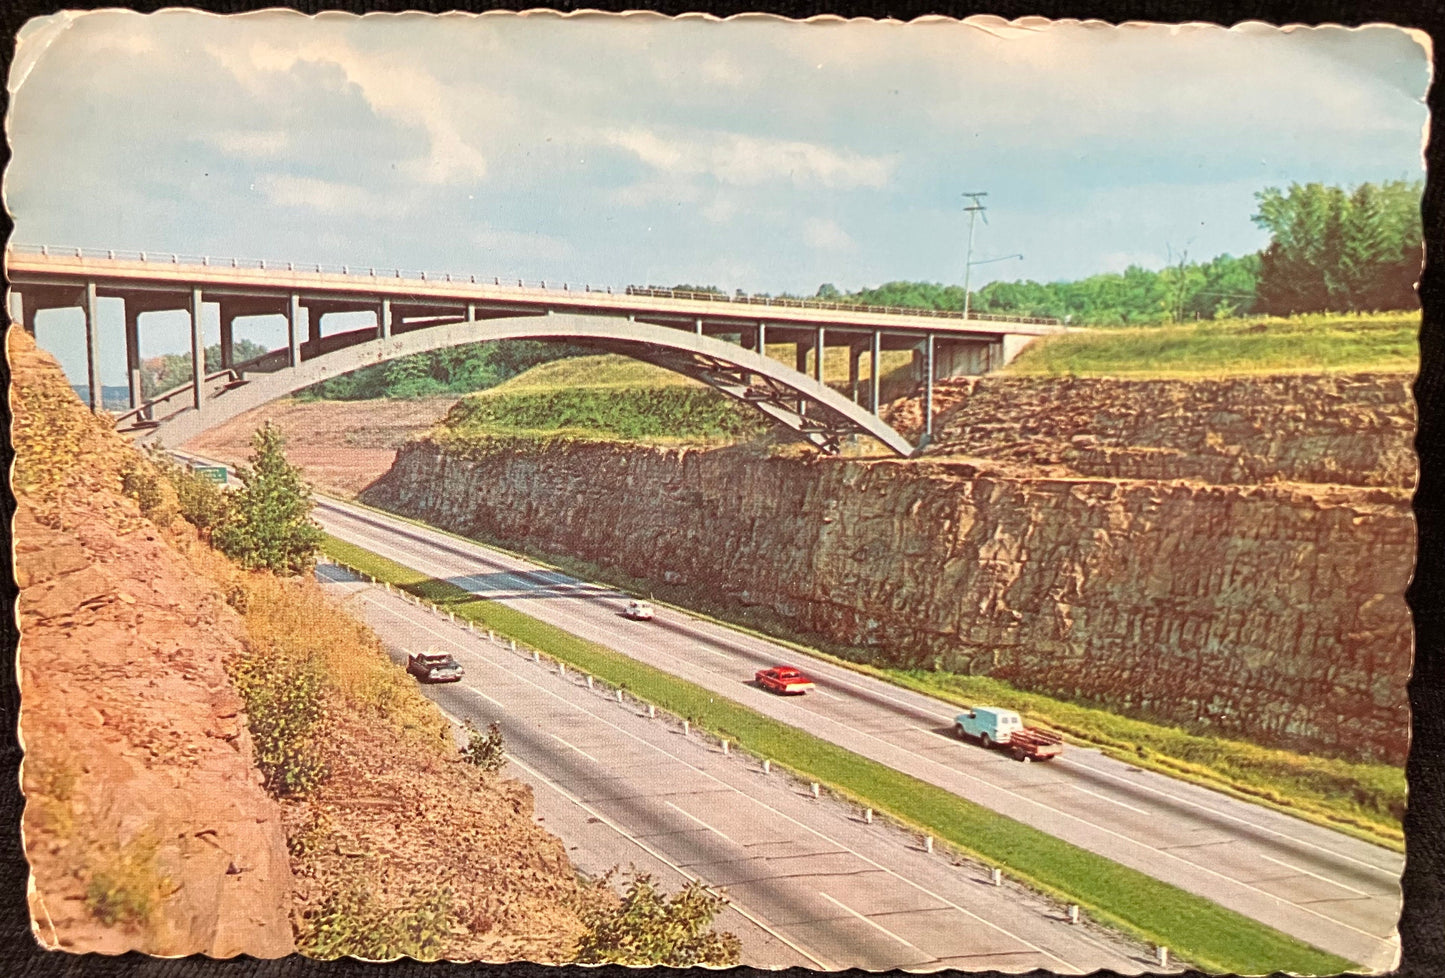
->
623;599;655;621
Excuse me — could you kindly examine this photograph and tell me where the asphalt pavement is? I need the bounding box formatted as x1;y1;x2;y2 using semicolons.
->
313;496;1403;973
319;570;1158;973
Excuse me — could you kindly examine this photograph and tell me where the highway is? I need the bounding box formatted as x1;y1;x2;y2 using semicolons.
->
317;569;1154;973
312;494;1404;972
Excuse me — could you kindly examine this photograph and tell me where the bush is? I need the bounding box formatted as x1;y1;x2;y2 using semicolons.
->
212;422;323;574
229;642;329;797
84;834;170;930
576;870;740;967
300;878;454;961
461;721;506;772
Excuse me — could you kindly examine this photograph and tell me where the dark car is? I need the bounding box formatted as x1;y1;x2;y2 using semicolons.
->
407;651;464;684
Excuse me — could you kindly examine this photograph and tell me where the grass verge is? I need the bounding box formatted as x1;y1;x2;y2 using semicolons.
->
1006;311;1418;378
322;533;1358;976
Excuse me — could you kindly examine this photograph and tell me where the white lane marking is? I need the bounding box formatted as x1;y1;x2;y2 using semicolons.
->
1050;756;1401;880
327;509;1392;953
505;754;834;971
350;589;1085;974
1259;854;1371;898
812;689;842;700
1072;786;1151;817
818;892;924;952
550;734;599;763
329;498;1402;885
665;801;736;843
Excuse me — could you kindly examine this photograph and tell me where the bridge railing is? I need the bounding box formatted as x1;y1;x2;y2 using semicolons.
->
8;243;1061;326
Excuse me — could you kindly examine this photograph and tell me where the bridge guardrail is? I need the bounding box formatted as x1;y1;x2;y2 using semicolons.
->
8;243;1061;326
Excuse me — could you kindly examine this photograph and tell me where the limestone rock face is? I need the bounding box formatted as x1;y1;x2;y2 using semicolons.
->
365;372;1414;765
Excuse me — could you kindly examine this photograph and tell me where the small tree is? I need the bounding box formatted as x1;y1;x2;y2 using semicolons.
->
213;422;324;575
461;721;506;772
576;870;741;967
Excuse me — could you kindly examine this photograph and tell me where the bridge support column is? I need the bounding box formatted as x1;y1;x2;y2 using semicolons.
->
924;334;935;440
189;287;204;411
219;307;235;369
795;342;808;373
124;303;143;411
756;321;766;355
849;344;861;403
694;317;703;336
379;298;392;340
869;330;881;416
814;327;825;382
7;289;26;332
286;294;301;368
306;306;322;359
84;281;101;412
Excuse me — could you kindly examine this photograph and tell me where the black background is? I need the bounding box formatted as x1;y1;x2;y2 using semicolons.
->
0;0;1439;976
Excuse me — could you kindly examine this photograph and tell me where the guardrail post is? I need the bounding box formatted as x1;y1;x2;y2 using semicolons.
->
682;721;690;736
722;740;729;755
810;783;820;799
586;675;593;689
510;639;517;651
1156;946;1169;968
558;663;566;678
531;650;539;662
864;808;873;824
762;759;770;774
924;835;933;853
616;689;624;703
1067;905;1080;925
648;704;656;718
487;629;494;641
990;868;1002;887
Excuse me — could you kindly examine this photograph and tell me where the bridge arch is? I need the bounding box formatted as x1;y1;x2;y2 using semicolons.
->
127;312;916;456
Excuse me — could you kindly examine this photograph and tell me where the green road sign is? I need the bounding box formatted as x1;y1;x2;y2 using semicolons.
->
192;465;228;484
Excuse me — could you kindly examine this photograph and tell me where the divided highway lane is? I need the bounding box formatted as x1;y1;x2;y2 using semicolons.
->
315;496;1402;971
318;570;1153;974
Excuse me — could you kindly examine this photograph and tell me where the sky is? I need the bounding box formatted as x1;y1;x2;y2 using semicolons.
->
3;10;1431;386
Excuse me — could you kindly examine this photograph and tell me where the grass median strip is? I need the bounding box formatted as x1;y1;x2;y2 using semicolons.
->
322;534;1357;975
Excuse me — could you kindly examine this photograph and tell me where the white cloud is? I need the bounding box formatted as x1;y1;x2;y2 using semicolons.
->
206;32;489;185
207;129;289;159
802;217;855;251
254;173;391;216
602;127;894;189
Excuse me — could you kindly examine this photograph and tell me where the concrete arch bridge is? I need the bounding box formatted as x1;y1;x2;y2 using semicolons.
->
6;246;1062;456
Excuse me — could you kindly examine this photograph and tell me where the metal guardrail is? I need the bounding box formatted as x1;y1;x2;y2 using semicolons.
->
8;243;1061;326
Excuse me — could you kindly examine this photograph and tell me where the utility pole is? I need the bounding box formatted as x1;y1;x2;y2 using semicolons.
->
961;192;988;321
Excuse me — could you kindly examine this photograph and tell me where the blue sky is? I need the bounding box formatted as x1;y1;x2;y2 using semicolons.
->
4;11;1430;386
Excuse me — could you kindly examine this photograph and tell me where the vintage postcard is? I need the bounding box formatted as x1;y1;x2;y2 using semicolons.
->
5;9;1427;973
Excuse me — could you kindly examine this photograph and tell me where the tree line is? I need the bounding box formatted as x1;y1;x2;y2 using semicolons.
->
817;179;1421;325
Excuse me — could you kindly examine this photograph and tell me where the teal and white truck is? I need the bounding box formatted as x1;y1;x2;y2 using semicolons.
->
954;706;1064;761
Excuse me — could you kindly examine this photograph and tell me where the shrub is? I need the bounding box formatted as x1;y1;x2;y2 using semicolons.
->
84;834;170;930
576;870;740;967
299;878;454;961
461;721;506;772
229;642;329;797
160;460;233;533
119;457;177;525
212;422;323;574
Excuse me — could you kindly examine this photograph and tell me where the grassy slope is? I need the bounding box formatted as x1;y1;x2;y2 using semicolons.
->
322;534;1356;976
442;349;917;445
1006;311;1418;378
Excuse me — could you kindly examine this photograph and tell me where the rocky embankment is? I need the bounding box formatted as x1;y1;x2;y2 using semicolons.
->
365;371;1415;764
12;330;589;959
13;331;295;956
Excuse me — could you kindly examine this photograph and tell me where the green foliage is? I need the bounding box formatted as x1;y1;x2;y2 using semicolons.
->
147;451;233;532
85;835;169;929
443;354;765;443
299;339;587;401
300;877;455;961
577;871;740;967
321;534;1355;975
1253;179;1423;315
1006;311;1417;378
119;457;172;523
212;423;324;574
229;638;330;797
141;339;269;399
461;720;506;772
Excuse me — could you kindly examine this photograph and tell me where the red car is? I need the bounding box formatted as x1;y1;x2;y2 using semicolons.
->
755;666;816;695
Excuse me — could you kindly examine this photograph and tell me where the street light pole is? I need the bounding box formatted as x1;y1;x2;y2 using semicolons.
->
961;192;988;320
